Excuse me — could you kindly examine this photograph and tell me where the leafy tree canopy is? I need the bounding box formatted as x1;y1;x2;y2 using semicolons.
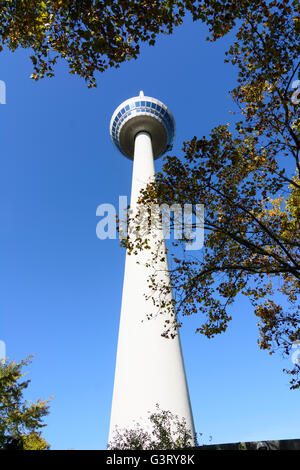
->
0;356;51;450
123;0;300;388
0;0;184;87
0;0;278;87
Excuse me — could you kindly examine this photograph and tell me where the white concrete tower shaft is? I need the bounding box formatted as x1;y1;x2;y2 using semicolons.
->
108;93;195;443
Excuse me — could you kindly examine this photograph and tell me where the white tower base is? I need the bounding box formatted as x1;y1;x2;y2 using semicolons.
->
108;132;195;444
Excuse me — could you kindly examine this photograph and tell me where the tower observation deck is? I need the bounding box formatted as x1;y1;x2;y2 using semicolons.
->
110;90;175;159
108;92;195;445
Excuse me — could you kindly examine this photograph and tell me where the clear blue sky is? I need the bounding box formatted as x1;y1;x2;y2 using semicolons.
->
0;15;299;450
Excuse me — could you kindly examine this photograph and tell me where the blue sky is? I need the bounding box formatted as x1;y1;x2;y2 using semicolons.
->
0;15;299;450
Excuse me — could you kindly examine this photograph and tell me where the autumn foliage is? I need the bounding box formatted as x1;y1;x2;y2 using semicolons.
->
124;0;300;388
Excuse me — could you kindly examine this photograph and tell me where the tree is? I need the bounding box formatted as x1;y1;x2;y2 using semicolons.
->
123;0;300;388
0;0;275;87
0;356;52;450
107;405;197;450
0;0;186;87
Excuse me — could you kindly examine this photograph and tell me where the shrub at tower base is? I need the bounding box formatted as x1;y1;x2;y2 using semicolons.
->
107;405;197;450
